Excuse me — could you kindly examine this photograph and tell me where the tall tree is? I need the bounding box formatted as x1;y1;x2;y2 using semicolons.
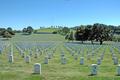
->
7;27;12;31
75;27;86;43
65;31;74;41
27;26;33;34
2;30;12;39
7;27;15;35
22;28;27;33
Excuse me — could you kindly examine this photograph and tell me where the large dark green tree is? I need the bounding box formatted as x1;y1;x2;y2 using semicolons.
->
7;27;12;31
22;28;27;33
75;27;86;43
0;27;15;39
7;27;15;35
58;27;70;35
2;31;12;39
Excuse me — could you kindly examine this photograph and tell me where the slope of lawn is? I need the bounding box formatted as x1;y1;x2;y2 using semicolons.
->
36;28;58;33
11;33;65;42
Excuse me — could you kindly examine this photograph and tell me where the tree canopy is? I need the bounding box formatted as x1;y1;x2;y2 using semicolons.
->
22;26;34;35
74;23;112;45
0;27;15;39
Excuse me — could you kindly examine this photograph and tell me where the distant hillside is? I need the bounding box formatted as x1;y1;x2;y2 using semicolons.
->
36;28;58;33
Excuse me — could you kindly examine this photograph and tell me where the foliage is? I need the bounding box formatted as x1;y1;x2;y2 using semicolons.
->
7;27;12;31
52;31;57;34
112;35;120;42
65;31;74;41
57;27;70;35
2;31;12;39
6;27;15;35
14;30;22;33
0;27;15;39
22;26;34;35
0;28;5;36
22;28;27;33
75;23;112;44
33;30;37;33
27;26;34;34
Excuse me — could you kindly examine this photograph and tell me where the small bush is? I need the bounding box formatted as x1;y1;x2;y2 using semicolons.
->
52;31;57;34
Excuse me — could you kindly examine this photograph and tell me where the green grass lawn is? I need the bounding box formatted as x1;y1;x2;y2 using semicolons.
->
0;33;120;80
37;28;58;33
11;33;65;42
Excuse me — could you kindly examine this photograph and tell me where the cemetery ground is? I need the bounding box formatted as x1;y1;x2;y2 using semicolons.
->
0;33;120;80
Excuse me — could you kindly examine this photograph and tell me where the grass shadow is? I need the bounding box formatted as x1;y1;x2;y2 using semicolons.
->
115;74;120;76
32;73;40;75
21;33;30;35
88;74;97;76
65;41;109;45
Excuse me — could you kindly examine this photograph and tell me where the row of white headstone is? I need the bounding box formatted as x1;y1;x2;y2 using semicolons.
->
8;52;118;66
33;63;120;76
8;53;50;64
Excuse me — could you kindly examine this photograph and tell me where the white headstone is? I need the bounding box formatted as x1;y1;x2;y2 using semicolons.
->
20;50;24;58
34;53;38;58
97;58;101;65
78;50;80;55
9;55;13;63
44;56;48;64
34;63;41;74
9;52;13;55
0;49;2;54
100;54;104;60
48;53;52;59
25;55;31;63
71;51;74;56
92;51;94;56
91;64;97;75
39;50;42;55
29;50;32;56
114;57;118;65
74;54;78;60
36;49;39;54
61;52;64;57
61;57;66;64
117;64;120;76
112;54;116;60
87;54;91;60
80;57;84;65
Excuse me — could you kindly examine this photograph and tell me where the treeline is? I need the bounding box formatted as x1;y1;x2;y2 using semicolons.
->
65;23;120;44
1;23;120;43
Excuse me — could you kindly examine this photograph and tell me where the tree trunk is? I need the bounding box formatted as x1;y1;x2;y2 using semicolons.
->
100;40;103;45
81;41;83;44
91;40;93;44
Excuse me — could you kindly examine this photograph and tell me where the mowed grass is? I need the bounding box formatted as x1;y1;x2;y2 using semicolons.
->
11;33;65;42
0;33;120;80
